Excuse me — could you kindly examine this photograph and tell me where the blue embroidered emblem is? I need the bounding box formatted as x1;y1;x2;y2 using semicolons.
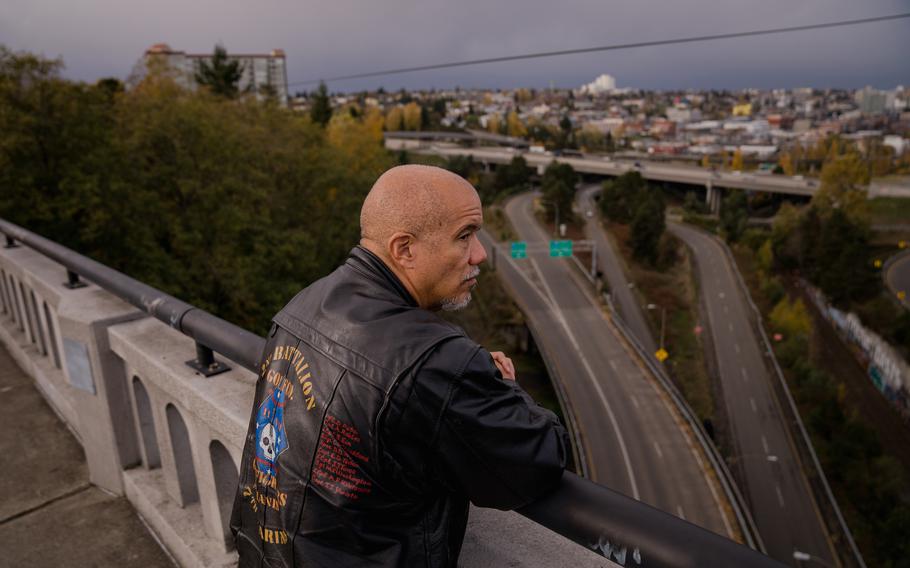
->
255;387;289;477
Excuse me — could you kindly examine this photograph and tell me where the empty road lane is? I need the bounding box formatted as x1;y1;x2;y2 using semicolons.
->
489;192;731;538
670;222;836;566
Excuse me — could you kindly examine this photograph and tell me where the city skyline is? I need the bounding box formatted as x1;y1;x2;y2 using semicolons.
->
1;0;908;93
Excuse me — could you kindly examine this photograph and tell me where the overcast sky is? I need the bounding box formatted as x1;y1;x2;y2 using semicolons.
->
1;0;908;93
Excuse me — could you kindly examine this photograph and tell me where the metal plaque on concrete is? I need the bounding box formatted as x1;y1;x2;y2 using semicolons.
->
63;338;96;394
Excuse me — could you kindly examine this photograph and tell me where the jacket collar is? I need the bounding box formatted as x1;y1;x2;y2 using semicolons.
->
347;246;419;308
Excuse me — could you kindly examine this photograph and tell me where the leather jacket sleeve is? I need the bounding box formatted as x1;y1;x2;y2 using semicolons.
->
422;338;570;510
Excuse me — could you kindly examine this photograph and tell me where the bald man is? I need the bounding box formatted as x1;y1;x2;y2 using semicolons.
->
232;165;569;567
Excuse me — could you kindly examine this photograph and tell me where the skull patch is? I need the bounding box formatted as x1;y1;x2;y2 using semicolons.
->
254;387;288;477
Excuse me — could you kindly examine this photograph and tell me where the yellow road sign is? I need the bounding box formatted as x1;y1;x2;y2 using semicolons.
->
874;259;883;268
899;291;907;301
655;348;669;362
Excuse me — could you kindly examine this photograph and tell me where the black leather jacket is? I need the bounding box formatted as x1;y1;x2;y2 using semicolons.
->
231;246;569;567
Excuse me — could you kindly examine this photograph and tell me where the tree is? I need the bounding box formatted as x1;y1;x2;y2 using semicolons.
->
384;106;403;131
813;152;870;226
731;148;744;171
493;155;531;198
402;102;421;131
778;152;795;176
600;172;646;223
194;44;244;99
0;46;393;334
813;208;873;304
486;114;502;134
719;189;748;242
629;193;665;265
309;81;332;127
506;110;527;138
769;296;812;340
770;202;802;269
541;161;577;224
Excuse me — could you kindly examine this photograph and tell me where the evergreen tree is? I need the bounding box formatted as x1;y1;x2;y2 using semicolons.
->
629;193;666;265
541;161;577;223
310;81;332;127
814;208;873;304
720;189;748;242
493;155;531;198
599;172;646;223
194;44;244;99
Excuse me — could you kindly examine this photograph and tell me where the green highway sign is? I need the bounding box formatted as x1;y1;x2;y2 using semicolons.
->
549;240;573;257
510;241;527;259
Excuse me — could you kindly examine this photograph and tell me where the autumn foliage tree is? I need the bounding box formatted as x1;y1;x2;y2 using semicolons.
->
0;46;392;333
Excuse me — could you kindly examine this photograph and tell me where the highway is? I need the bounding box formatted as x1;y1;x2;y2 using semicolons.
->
668;223;836;566
386;136;910;199
487;192;732;538
390;141;820;197
885;251;910;310
577;185;657;354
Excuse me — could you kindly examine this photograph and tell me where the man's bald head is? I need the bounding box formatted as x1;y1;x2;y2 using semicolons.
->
360;165;477;250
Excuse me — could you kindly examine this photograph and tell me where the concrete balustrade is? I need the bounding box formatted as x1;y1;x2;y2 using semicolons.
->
0;241;606;568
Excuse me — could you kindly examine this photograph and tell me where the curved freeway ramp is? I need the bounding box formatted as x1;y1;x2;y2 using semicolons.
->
488;192;734;539
669;222;837;566
577;184;657;354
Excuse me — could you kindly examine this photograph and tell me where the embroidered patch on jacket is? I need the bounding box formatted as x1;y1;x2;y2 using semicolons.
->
255;387;289;477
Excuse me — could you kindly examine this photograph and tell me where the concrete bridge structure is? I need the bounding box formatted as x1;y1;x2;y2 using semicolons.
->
385;134;910;213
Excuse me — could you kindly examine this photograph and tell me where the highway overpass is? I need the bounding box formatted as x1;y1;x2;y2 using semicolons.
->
386;134;910;211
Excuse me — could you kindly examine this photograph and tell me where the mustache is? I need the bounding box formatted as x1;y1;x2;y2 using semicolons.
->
463;267;481;282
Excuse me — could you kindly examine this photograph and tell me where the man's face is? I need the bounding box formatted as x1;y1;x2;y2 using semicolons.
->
414;185;487;311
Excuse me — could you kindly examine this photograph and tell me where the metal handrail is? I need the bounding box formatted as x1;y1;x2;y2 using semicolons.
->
0;217;784;567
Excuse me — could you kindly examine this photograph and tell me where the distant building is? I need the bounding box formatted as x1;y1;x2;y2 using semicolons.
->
884;135;906;156
765;114;793;130
131;43;289;106
579;74;617;95
732;103;752;117
855;87;887;114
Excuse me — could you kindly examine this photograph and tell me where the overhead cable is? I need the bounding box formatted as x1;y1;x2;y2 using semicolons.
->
289;12;910;87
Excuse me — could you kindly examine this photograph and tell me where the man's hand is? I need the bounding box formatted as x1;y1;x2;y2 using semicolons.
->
490;351;516;381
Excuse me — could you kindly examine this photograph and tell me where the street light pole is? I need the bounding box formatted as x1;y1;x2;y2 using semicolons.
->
646;303;667;350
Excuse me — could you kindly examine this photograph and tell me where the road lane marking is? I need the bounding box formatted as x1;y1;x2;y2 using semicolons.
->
630;395;640;409
741;368;748;382
761;435;769;454
776;485;785;508
677;505;686;520
750;398;757;413
530;256;641;500
734;343;740;354
723;305;728;314
609;360;618;372
728;322;734;332
653;441;663;459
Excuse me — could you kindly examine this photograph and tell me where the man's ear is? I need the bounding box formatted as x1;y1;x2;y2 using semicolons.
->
388;232;417;269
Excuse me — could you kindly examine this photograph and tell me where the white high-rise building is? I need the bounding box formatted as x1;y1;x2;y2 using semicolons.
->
131;44;289;106
579;74;617;95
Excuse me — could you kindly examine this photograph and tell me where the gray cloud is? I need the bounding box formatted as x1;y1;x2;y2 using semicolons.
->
1;0;907;92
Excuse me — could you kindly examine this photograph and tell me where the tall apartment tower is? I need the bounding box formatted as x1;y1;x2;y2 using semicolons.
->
131;44;289;106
